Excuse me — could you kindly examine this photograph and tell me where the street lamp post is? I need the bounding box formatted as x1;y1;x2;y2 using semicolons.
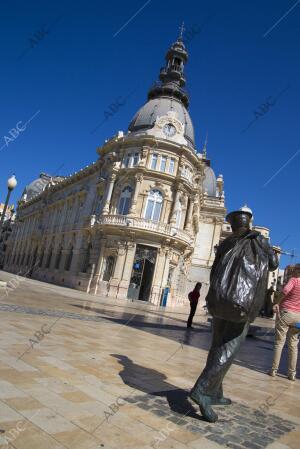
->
0;175;17;233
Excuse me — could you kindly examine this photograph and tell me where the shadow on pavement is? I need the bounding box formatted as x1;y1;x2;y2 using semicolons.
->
71;304;293;376
111;354;203;420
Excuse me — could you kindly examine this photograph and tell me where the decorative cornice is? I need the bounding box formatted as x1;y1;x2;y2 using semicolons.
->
98;135;202;166
19;160;101;211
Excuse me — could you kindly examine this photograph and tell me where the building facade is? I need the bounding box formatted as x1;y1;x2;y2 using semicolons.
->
4;34;227;306
0;203;15;269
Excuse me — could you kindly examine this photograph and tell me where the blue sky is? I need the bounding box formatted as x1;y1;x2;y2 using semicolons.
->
0;0;299;267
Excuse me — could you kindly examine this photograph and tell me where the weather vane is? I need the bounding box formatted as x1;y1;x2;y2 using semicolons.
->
203;132;208;158
179;22;185;40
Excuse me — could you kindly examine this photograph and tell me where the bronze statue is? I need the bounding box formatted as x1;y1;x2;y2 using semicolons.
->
190;208;279;422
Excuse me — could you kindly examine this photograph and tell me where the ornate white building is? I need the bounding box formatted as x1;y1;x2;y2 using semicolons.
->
4;34;226;306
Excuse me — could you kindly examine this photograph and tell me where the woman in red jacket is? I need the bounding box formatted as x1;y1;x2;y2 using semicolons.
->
187;282;202;328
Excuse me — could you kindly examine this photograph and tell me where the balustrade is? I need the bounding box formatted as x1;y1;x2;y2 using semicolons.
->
96;215;192;244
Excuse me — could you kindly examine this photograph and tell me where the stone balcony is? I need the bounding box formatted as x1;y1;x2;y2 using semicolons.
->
94;214;193;245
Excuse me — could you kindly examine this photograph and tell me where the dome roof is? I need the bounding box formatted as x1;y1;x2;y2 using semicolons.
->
22;173;65;202
128;97;195;148
23;176;50;201
203;166;217;196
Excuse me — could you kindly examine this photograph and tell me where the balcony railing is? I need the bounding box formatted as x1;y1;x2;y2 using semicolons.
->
96;215;192;245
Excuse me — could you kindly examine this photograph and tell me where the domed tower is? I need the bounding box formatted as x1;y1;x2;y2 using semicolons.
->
128;32;195;149
92;31;226;305
92;30;226;305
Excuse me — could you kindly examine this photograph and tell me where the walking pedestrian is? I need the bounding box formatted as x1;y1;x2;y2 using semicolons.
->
269;275;300;381
187;282;202;328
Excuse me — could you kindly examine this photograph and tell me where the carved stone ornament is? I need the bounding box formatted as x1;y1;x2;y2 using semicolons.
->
145;182;169;198
199;214;215;224
135;173;144;183
155;111;184;135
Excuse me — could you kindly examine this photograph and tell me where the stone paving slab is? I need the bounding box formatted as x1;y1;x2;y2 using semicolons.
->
0;274;299;449
124;390;296;449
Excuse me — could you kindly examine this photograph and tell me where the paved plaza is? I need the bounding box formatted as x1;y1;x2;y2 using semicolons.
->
0;270;299;449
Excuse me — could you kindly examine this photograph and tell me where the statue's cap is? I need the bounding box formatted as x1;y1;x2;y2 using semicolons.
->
226;209;252;224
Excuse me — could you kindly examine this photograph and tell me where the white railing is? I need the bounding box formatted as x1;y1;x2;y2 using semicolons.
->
96;215;192;244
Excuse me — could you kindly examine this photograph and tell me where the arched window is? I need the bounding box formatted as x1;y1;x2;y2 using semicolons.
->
124;152;140;167
75;199;84;223
82;243;91;273
102;256;115;281
124;153;131;168
39;250;44;267
94;195;103;215
31;247;38;269
65;246;73;271
169;158;175;174
145;189;163;221
151;153;158;170
133;152;139;166
46;247;53;269
160;156;167;172
55;246;62;269
118;186;133;215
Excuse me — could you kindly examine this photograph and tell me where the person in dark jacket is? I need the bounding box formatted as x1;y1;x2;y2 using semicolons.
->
187;282;202;328
190;208;278;423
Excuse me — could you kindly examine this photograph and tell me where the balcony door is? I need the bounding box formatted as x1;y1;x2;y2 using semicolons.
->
128;244;157;301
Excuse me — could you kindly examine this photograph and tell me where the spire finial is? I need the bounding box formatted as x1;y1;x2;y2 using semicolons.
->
179;22;185;40
203;132;208;158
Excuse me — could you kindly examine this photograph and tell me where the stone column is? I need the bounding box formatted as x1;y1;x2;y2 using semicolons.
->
90;238;107;295
71;248;83;274
169;189;180;224
85;246;99;293
150;247;168;305
128;174;143;216
109;243;127;298
161;249;171;287
184;196;194;232
102;174;116;215
116;242;136;299
60;249;69;272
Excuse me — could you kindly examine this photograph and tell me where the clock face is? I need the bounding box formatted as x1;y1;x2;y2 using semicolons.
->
163;123;176;137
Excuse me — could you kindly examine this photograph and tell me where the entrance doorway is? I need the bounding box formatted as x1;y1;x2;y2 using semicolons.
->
128;245;157;301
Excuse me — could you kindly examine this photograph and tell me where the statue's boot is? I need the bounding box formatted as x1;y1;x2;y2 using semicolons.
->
190;391;218;423
211;396;232;406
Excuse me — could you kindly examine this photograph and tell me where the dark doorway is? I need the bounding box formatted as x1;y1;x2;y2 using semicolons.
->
128;245;157;301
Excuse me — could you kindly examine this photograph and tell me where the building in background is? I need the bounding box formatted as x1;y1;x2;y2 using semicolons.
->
3;33;226;306
3;33;277;307
0;204;15;269
0;203;15;222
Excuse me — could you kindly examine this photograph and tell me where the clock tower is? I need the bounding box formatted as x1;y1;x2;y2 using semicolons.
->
128;30;195;149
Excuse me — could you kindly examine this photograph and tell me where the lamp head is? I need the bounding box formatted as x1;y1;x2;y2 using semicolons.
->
7;174;17;191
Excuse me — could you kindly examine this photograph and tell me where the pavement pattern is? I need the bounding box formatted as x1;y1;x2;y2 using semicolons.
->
0;270;299;449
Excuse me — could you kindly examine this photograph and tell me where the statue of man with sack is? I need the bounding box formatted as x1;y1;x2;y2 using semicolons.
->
190;207;279;422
